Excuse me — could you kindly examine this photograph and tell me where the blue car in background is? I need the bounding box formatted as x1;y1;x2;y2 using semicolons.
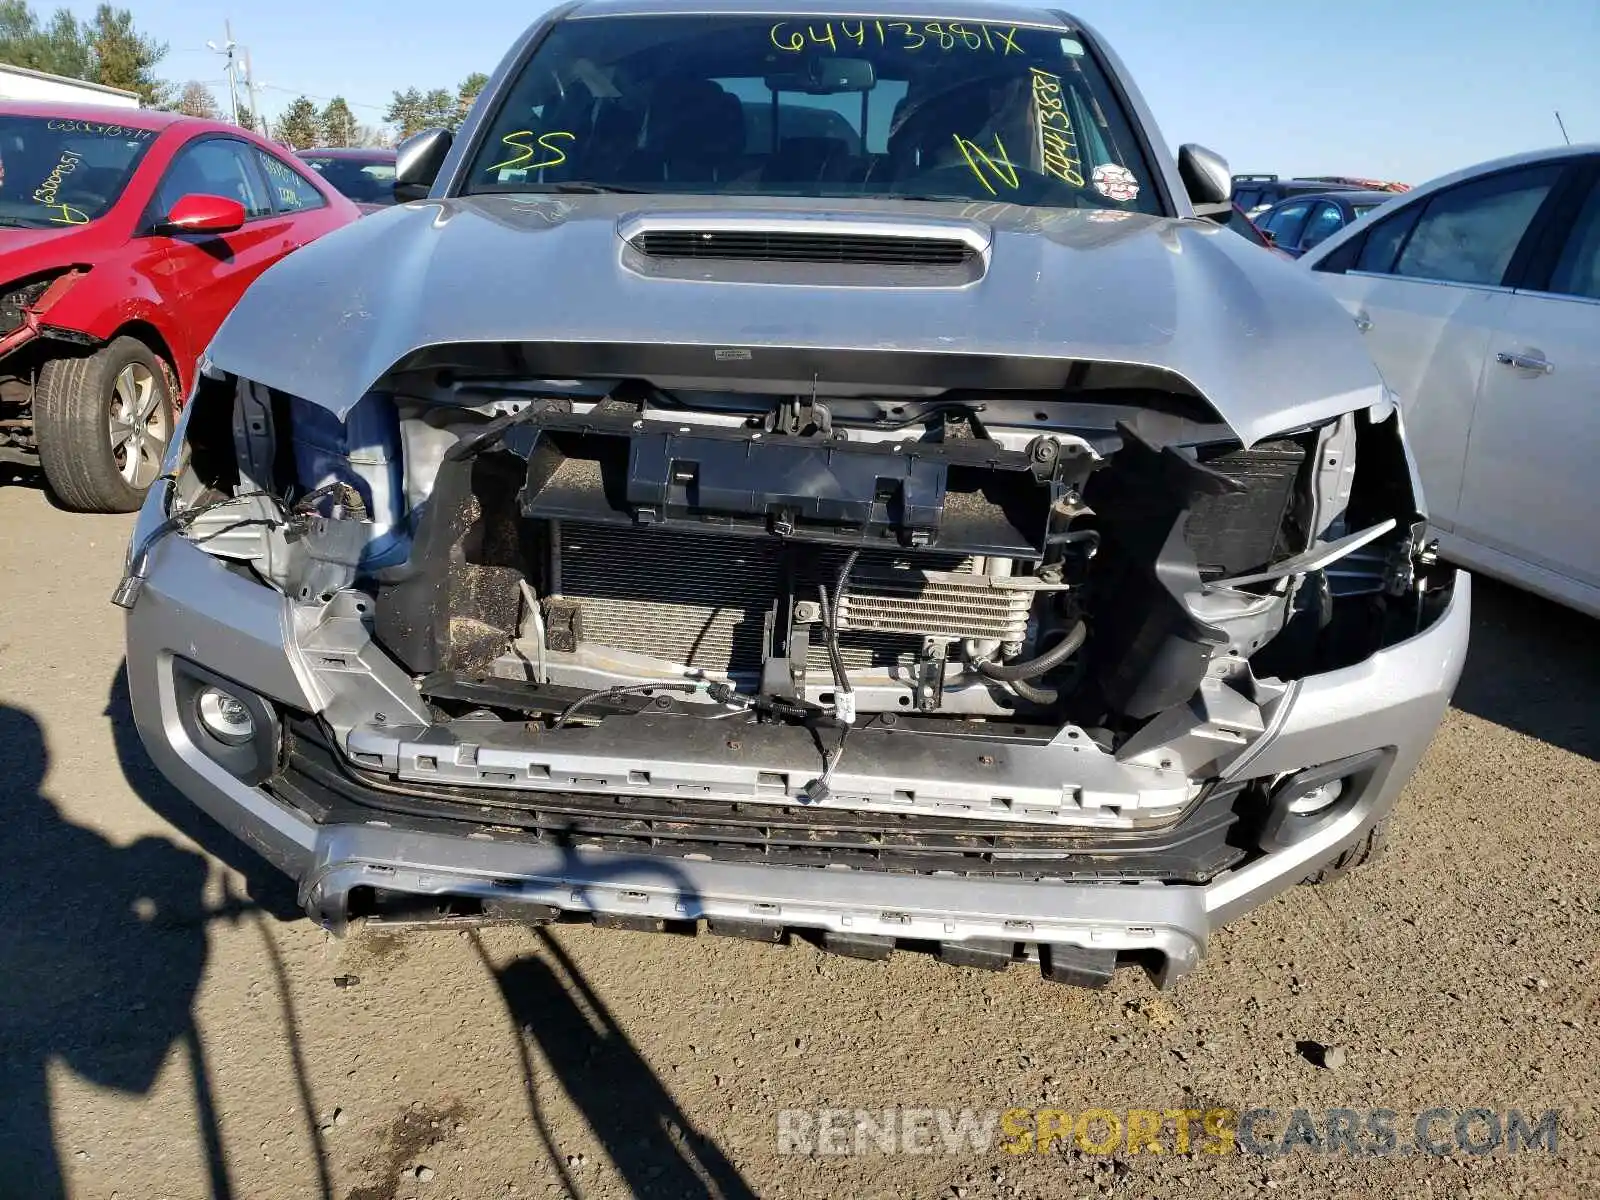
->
1254;190;1396;258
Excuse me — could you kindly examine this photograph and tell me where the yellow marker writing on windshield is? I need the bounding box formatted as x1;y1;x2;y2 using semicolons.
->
488;130;576;174
1031;68;1084;187
43;202;90;225
953;133;1020;196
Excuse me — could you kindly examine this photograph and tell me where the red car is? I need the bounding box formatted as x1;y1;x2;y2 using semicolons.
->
0;102;360;511
296;147;397;213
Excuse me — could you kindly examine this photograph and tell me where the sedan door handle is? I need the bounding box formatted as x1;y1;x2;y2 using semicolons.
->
1496;351;1554;375
1353;312;1373;333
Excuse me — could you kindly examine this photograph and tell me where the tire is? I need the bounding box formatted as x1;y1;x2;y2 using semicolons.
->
1300;819;1388;886
35;336;175;513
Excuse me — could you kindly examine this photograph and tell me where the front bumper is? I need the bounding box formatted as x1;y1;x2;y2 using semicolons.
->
124;519;1471;987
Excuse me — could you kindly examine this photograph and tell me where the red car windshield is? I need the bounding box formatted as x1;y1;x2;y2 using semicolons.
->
0;116;157;229
465;14;1161;213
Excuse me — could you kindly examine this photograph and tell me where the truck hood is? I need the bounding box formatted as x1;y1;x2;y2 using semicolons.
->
209;193;1384;447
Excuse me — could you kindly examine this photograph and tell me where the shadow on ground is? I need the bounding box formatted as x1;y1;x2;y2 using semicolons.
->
1452;575;1599;761
479;922;760;1200
104;658;754;1198
0;701;225;1199
0;464;71;511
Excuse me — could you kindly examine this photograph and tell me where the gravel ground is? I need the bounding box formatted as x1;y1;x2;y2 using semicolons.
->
1;481;1596;1200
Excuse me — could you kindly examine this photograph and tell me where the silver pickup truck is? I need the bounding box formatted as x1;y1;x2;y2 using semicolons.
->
120;0;1467;990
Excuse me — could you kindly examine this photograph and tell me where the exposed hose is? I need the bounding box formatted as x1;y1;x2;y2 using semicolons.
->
975;620;1087;683
1006;676;1059;706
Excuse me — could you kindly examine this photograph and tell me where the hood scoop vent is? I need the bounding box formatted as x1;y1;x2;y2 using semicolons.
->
618;212;991;284
633;228;976;266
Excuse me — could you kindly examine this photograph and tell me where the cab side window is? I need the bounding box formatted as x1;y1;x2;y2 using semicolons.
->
254;150;327;212
155;138;271;220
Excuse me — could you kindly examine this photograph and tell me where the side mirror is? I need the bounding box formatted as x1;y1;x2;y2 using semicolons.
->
1177;144;1232;211
394;127;453;203
161;193;246;235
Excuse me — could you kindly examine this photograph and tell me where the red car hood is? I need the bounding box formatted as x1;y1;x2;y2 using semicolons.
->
0;222;100;282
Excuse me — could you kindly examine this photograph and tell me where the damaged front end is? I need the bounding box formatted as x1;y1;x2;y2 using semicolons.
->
123;346;1457;984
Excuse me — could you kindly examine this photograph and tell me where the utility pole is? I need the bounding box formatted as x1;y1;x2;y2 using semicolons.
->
243;47;261;134
1555;110;1571;146
207;21;240;125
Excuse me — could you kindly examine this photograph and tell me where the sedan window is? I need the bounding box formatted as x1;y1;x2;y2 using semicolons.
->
1261;201;1311;247
1546;179;1600;301
1298;202;1345;251
1353;203;1421;273
256;150;327;212
1393;164;1561;287
157;138;272;220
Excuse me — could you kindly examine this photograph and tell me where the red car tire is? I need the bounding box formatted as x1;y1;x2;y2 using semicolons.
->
35;336;175;513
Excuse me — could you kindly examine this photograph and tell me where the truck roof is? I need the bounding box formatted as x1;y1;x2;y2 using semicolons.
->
566;0;1076;27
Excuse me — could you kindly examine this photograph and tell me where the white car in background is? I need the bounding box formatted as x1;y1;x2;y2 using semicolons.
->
1301;145;1600;618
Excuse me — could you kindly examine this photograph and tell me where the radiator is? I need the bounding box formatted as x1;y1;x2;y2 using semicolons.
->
555;523;1027;675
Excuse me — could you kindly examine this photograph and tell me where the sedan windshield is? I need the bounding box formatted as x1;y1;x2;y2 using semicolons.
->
301;155;396;205
465;14;1160;213
0;116;156;228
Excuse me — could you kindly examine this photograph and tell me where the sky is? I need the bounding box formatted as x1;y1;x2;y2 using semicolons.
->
88;0;1600;184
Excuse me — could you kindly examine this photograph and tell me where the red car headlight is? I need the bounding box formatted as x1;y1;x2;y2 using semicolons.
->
0;269;84;335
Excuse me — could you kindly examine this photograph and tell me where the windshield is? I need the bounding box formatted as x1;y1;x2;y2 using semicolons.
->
464;14;1161;213
301;155;397;205
0;116;156;228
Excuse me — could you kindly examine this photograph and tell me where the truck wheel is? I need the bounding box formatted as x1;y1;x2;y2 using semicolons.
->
35;337;174;513
1300;820;1387;885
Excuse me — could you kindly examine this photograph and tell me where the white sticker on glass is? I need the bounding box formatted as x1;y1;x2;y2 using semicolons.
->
1091;163;1140;203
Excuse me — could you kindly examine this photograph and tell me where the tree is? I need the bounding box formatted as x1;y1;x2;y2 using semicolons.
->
386;80;480;140
318;96;357;147
384;87;426;140
87;4;169;106
420;87;455;129
272;96;320;150
0;3;168;103
0;3;89;81
456;71;488;122
234;103;259;134
173;80;219;120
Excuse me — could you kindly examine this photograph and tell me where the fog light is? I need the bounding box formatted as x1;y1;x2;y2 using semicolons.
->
197;686;255;745
1287;778;1343;815
1256;749;1389;852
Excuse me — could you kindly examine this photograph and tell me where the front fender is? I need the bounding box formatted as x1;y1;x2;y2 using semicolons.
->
43;275;198;396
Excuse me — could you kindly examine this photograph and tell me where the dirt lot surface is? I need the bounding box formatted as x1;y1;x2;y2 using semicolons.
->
1;482;1597;1200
